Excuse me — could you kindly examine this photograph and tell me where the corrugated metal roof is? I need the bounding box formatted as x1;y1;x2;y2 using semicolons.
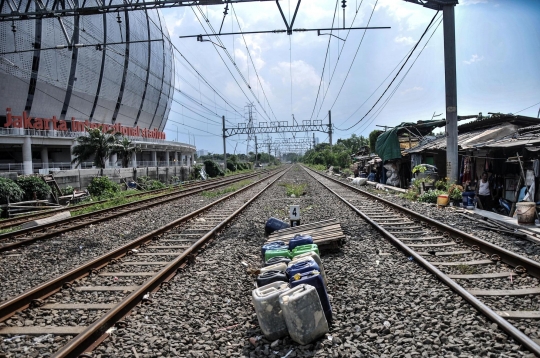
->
405;123;518;154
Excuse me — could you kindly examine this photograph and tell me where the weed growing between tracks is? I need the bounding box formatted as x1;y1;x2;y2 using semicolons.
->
456;264;476;275
71;189;175;216
279;182;307;197
200;180;253;198
0;226;18;234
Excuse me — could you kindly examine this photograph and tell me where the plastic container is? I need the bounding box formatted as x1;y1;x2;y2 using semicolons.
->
265;217;290;235
252;281;290;340
261;241;286;259
256;270;288;287
462;191;475;206
516;202;536;224
292;252;327;286
265;248;291;261
437;194;449;207
288;234;314;251
265;256;291;267
286;258;320;279
260;262;288;275
279;284;329;345
291;244;319;258
290;270;332;323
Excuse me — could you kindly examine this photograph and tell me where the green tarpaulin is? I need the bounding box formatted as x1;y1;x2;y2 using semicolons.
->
375;128;401;162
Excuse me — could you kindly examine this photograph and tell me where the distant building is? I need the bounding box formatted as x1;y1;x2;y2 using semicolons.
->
197;149;208;157
315;137;320;145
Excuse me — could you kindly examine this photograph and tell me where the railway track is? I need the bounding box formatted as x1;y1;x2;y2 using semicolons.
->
0;172;259;231
0;166;289;357
304;166;540;356
0;169;273;252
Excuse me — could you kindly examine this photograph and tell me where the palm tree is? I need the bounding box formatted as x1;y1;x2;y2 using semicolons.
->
112;137;141;168
71;126;119;176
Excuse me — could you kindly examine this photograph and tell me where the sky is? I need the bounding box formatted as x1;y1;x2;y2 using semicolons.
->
160;0;540;155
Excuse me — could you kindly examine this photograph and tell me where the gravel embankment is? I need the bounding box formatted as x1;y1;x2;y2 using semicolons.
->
0;174;272;303
81;166;534;358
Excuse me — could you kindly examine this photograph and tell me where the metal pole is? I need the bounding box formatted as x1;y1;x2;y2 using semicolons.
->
328;110;333;146
443;4;458;183
222;116;227;173
313;132;315;149
255;135;258;166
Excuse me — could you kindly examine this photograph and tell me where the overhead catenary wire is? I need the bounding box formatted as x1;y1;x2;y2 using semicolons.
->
354;17;443;136
316;0;378;121
192;6;274;123
230;4;278;121
338;10;440;132
334;13;442;130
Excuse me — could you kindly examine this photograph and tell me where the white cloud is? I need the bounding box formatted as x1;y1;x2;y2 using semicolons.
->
272;60;321;88
376;0;431;31
463;54;484;65
401;86;423;95
394;35;415;45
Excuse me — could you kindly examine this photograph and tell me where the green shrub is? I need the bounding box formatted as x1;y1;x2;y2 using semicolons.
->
417;189;446;204
204;160;224;178
87;176;120;198
62;185;75;196
16;175;51;201
226;161;237;172
0;177;24;204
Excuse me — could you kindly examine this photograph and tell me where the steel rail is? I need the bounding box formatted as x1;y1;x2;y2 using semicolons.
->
305;167;540;279
304;166;540;356
0;171;261;230
51;166;290;357
0;166;288;323
0;170;274;252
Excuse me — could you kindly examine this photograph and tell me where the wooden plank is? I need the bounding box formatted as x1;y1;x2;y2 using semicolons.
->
268;223;341;241
146;246;190;249
397;236;444;241
269;219;338;235
497;311;540;319
407;242;456;247
431;259;494;266
448;272;514;279
387;230;425;235
378;221;416;225
99;272;155;277
41;303;116;310
0;326;87;335
268;227;342;242
469;287;540;296
380;225;422;230
417;250;472;256
135;252;180;256
75;286;139;292
121;262;169;265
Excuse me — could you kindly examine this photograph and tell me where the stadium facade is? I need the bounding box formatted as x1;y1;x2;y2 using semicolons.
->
0;5;195;175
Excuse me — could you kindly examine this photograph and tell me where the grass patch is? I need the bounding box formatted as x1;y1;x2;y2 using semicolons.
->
0;226;19;235
456;264;476;275
279;182;307;197
71;190;171;216
201;180;253;198
225;169;254;177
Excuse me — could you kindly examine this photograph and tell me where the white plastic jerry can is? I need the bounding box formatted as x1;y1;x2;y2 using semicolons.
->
252;281;290;340
279;284;329;345
260;262;288;275
291;252;328;286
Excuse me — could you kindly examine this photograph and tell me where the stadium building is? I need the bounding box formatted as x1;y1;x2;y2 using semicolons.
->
0;6;195;177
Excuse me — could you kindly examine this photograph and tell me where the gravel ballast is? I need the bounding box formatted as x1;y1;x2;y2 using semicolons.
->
80;166;534;358
0;173;271;303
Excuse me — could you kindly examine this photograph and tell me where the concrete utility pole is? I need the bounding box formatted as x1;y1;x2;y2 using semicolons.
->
404;0;459;183
443;4;458;183
222;116;227;173
328;110;333;146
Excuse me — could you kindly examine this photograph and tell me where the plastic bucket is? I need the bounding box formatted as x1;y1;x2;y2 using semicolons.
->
437;194;449;207
462;192;475;206
516;202;536;224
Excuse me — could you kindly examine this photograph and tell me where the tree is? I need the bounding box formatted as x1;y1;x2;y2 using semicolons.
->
369;130;383;153
112;136;141;168
71;126;120;175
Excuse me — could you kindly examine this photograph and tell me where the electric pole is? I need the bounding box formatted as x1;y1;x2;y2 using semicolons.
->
222;116;227;173
328;110;333;146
